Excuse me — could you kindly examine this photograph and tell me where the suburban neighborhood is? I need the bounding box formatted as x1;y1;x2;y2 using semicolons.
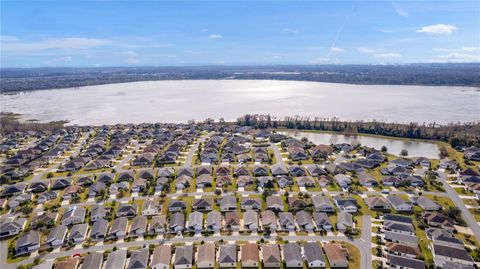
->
1;122;480;269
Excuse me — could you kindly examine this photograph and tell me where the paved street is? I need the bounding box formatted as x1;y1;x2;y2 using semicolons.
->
437;171;480;240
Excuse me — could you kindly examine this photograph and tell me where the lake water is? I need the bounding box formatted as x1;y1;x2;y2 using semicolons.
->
1;80;478;125
280;130;440;158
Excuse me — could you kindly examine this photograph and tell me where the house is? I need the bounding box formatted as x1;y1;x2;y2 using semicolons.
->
90;219;108;241
104;249;127;269
337;211;353;231
9;193;32;209
108;217;128;239
422;212;455;231
132;178;147;193
387;254;425;269
90;205;109;222
261;210;278;231
241;243;259;268
385;231;418;246
224;211;240;231
364;196;391;211
169;212;185;233
409;196;442;211
150;245;171;269
432;244;474;267
174;245;193;269
296;210;315;232
271;164;288;176
116;204;137;217
193;197;213;211
206;211;222;232
305;164;327;177
312;196;335;212
89;182;106;197
52;178;71;190
386;242;421;258
262;244;282;268
187;211;203;232
333;196;358;212
128;249;149;269
169;199;187;212
431;230;464;248
296;175;316;187
176;175;192;190
234;166;250;176
289;165;307;177
252;165;269;176
97;173;115;184
216;166;231;176
324;243;349;268
197;243;216;269
266;196;284;211
358;172;378;186
67;223;88;244
1;183;26;197
79;252;103;269
130;215;147;237
304;242;326;268
197;174;213;188
334;174;351;189
439;159;457;170
384;220;415;236
36;190;57;204
158;167;175;178
15;230;40;256
148;215;167;234
309;144;332;159
142;200;161;216
391;158;413;168
55;258;80;269
279;212;296;231
243;210;259;232
29;181;49;193
118;171;134;182
109;182;129;196
219;195;237;212
277;175;294;188
386;195;413;212
45;225;67;247
218;244;237;268
237;175;254;187
241;197;261;211
313;212;333;230
258;176;274;188
61;206;86;226
155;177;169;191
283;242;304;268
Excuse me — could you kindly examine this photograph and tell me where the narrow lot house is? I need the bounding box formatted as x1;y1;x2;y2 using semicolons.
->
67;223;88;244
197;243;216;269
206;211;222;232
241;243;259;268
80;252;103;269
386;195;413;212
304;242;326;268
323;243;349;268
45;225;67;247
262;244;282;268
61;206;86;226
283;242;304;268
108;217;128;240
150;245;171;269
219;244;237;268
90;219;108;241
174;245;194;269
104;249;127;269
128;248;149;269
15;230;40;256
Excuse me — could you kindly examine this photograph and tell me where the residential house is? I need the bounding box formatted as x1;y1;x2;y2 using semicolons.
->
128;249;149;269
279;212;296;231
304;242;326;268
15;230;40;256
150;245;171;269
130;215;147;237
324;243;349;268
197;243;216;269
243;210;259;232
174;245;193;269
169;212;185;233
45;225;67;247
219;244;237;268
108;217;128;239
67;223;88;244
61;206;86;226
283;242;304;268
262;244;282;268
241;243;259;268
206;211;222;232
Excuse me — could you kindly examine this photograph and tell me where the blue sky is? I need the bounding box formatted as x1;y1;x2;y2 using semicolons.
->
1;0;479;67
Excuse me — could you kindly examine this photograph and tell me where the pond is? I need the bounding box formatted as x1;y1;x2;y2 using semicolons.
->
280;130;440;159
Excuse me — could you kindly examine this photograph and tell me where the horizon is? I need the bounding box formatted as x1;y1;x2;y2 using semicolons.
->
2;0;479;67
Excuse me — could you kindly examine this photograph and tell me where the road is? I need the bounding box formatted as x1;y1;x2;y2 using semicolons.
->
437;171;480;240
0;233;370;269
357;215;372;269
269;143;286;166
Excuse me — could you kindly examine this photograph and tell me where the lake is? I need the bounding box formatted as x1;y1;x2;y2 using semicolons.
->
1;80;478;125
280;130;440;158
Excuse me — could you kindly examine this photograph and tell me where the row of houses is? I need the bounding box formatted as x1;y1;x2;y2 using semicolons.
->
32;241;351;269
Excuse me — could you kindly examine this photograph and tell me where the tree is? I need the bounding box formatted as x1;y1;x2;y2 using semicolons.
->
381;145;388;152
400;149;409;157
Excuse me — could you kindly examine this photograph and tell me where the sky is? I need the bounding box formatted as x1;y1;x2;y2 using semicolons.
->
1;0;479;67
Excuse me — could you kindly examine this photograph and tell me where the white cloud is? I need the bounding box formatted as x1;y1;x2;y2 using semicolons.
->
357;47;375;54
310;57;333;64
1;37;111;55
416;24;457;35
0;35;20;42
283;28;300;34
434;46;479;53
184;50;202;55
393;3;409;17
436;52;480;63
55;56;73;62
209;34;222;39
263;55;282;61
373;53;402;59
125;57;140;64
121;50;138;57
201;29;208;32
330;47;344;53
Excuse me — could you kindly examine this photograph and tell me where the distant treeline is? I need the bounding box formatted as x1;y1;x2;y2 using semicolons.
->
236;114;480;148
1;63;480;92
